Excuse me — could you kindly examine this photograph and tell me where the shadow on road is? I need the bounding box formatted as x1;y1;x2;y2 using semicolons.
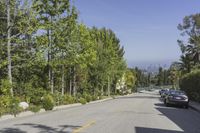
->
154;107;200;133
135;127;183;133
0;128;26;133
0;123;81;133
135;103;200;133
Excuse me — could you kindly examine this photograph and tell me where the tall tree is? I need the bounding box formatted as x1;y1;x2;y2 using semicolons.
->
178;14;200;70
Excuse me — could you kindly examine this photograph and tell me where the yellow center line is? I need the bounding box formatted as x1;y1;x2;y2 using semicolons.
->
72;120;96;133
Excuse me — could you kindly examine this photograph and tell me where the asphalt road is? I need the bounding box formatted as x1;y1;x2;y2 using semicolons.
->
0;91;200;133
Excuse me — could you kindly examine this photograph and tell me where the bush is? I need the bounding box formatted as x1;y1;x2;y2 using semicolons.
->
9;97;22;117
29;105;41;113
63;94;76;104
79;98;87;105
180;70;200;102
0;79;11;95
53;91;63;106
0;96;10;117
28;87;46;106
85;95;92;103
92;95;98;101
82;92;92;102
42;94;54;111
0;96;22;117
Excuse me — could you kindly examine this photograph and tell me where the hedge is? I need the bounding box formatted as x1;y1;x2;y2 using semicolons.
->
179;70;200;102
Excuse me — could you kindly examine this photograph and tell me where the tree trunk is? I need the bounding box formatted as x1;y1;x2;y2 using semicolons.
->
61;65;65;95
6;0;13;96
47;27;54;93
107;76;110;96
101;85;104;96
73;66;76;96
69;67;72;95
51;71;54;94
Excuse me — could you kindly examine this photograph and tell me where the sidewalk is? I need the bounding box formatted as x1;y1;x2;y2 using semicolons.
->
189;101;200;113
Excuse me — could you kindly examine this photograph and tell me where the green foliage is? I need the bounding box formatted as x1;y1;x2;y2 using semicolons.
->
9;97;22;117
177;14;200;73
62;94;76;105
134;67;150;87
180;70;200;102
84;93;92;103
0;0;128;117
0;96;22;117
0;79;11;95
28;87;46;105
42;94;54;111
29;105;41;113
79;98;87;105
53;91;64;106
125;69;137;90
0;96;11;116
91;95;98;101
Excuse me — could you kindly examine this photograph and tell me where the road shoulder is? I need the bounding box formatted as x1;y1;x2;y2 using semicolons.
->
189;101;200;113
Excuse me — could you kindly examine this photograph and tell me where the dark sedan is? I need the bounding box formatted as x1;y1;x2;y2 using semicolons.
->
159;89;165;95
164;90;189;108
160;89;169;98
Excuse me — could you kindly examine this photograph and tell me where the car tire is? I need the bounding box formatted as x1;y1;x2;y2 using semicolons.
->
164;99;170;107
164;99;168;106
185;105;189;109
164;99;166;104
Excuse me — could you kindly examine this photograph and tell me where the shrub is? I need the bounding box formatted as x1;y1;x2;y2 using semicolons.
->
92;95;98;101
0;96;22;117
42;94;54;111
63;94;76;104
29;105;41;113
0;79;11;95
85;95;92;102
0;96;10;117
82;92;92;102
180;70;200;102
79;98;87;105
9;97;22;117
52;91;63;106
28;87;46;105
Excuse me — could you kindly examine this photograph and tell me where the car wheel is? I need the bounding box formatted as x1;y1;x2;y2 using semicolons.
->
164;99;166;104
164;99;169;107
185;105;189;109
164;99;168;106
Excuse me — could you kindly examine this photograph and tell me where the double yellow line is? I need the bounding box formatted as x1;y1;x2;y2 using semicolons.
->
72;120;96;133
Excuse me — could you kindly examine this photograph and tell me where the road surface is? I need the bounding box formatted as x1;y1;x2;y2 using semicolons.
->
0;91;200;133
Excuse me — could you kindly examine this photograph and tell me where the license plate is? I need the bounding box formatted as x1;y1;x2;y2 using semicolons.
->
175;97;181;100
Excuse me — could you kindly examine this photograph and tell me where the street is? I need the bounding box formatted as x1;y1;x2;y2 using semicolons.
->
0;91;200;133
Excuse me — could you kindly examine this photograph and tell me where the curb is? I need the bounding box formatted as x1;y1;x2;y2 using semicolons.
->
0;97;114;122
189;103;200;113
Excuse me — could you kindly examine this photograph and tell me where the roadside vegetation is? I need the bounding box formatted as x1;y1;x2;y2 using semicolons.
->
133;13;200;103
1;0;199;117
174;13;200;102
0;0;137;117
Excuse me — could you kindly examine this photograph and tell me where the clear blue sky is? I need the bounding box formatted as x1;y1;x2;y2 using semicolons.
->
74;0;200;68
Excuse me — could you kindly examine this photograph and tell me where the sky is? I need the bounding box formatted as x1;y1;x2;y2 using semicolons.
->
74;0;200;68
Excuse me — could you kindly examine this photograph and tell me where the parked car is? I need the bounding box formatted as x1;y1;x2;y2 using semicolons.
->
159;89;165;95
160;89;170;98
164;90;189;108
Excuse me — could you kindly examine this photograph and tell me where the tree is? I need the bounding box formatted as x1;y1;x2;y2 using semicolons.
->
33;0;72;94
178;14;200;69
157;67;164;86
